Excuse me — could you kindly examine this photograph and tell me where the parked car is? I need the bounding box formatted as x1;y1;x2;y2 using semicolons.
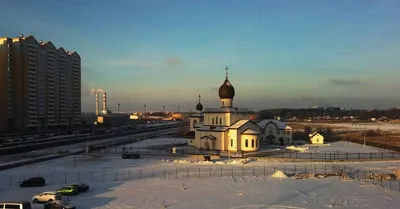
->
32;192;62;203
56;186;78;196
0;201;32;209
20;177;46;187
122;153;140;159
69;183;89;192
43;200;75;209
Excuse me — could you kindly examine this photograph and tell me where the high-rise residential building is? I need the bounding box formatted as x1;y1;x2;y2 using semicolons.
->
0;34;81;133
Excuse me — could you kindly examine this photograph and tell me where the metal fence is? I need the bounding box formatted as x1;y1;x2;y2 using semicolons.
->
1;164;399;193
92;145;400;161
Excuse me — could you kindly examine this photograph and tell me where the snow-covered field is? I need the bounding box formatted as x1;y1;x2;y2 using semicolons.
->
307;122;400;133
303;141;392;153
1;175;399;209
1;137;400;208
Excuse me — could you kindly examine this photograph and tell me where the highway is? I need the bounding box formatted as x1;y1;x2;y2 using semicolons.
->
0;123;183;155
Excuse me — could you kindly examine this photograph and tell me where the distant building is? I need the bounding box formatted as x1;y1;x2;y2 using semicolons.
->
0;34;81;133
190;68;260;152
258;119;293;145
309;132;324;144
188;95;204;132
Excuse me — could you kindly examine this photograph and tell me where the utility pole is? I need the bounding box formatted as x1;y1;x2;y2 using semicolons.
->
163;105;165;112
178;106;180;113
363;130;366;147
118;103;120;114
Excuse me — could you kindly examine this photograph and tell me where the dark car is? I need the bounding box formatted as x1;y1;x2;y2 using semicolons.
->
44;200;75;209
69;183;89;192
20;177;46;187
122;153;140;159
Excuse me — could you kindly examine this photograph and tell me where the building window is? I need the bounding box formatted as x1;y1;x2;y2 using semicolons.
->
222;101;224;106
316;138;319;143
231;139;233;147
251;139;254;147
245;139;248;147
219;118;222;124
212;118;214;124
216;116;219;124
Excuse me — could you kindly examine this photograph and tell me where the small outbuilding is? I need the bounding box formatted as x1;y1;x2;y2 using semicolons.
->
309;132;324;144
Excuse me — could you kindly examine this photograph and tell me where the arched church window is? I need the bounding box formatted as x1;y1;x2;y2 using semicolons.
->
222;101;224;106
251;139;254;147
231;139;233;147
219;118;222;124
245;139;248;147
212;118;214;124
216;116;219;124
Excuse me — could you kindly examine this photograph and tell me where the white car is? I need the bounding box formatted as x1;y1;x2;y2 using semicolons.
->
32;192;62;203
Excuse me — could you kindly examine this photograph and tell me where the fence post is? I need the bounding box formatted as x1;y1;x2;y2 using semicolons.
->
209;167;212;178
370;152;372;159
164;169;166;179
389;178;392;190
314;165;316;174
176;168;178;179
186;168;189;178
324;153;326;160
294;165;296;175
380;176;383;187
231;167;234;176
284;166;287;174
310;153;312;160
296;152;298;159
221;167;223;177
392;152;395;158
264;166;266;176
346;153;348;160
358;153;360;160
324;165;326;174
197;168;200;178
304;166;307;173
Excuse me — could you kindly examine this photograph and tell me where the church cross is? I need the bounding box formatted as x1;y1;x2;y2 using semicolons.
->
225;67;229;79
198;94;201;103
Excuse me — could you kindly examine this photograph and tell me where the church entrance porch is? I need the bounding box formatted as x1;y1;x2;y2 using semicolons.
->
204;141;210;150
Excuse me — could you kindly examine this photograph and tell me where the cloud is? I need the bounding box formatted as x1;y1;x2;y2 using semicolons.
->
165;57;186;68
107;59;153;68
327;79;367;86
106;56;187;70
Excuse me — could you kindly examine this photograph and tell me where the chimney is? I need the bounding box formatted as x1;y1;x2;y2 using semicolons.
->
95;92;99;115
102;92;107;113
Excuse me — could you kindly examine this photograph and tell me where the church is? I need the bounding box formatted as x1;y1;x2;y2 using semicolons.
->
188;68;260;152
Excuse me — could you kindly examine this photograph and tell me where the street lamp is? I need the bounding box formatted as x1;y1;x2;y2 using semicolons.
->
85;133;90;155
363;129;366;147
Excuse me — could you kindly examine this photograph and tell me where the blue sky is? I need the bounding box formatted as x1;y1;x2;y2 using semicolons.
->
1;0;400;111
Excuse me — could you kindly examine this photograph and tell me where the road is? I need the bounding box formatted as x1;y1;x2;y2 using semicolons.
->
0;126;184;166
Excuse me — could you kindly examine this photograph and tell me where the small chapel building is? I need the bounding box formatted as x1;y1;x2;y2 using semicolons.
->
189;67;260;152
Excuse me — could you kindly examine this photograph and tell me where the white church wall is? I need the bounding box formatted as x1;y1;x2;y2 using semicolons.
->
240;134;258;151
220;98;233;108
228;129;238;151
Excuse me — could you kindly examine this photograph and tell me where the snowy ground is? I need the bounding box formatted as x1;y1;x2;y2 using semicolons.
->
303;141;393;153
1;176;399;209
1;137;400;208
304;122;400;133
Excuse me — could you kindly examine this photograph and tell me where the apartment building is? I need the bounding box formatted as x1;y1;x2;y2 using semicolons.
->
0;34;81;133
0;38;14;132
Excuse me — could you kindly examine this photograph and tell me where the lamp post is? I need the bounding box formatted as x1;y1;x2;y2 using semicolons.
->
85;133;90;155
